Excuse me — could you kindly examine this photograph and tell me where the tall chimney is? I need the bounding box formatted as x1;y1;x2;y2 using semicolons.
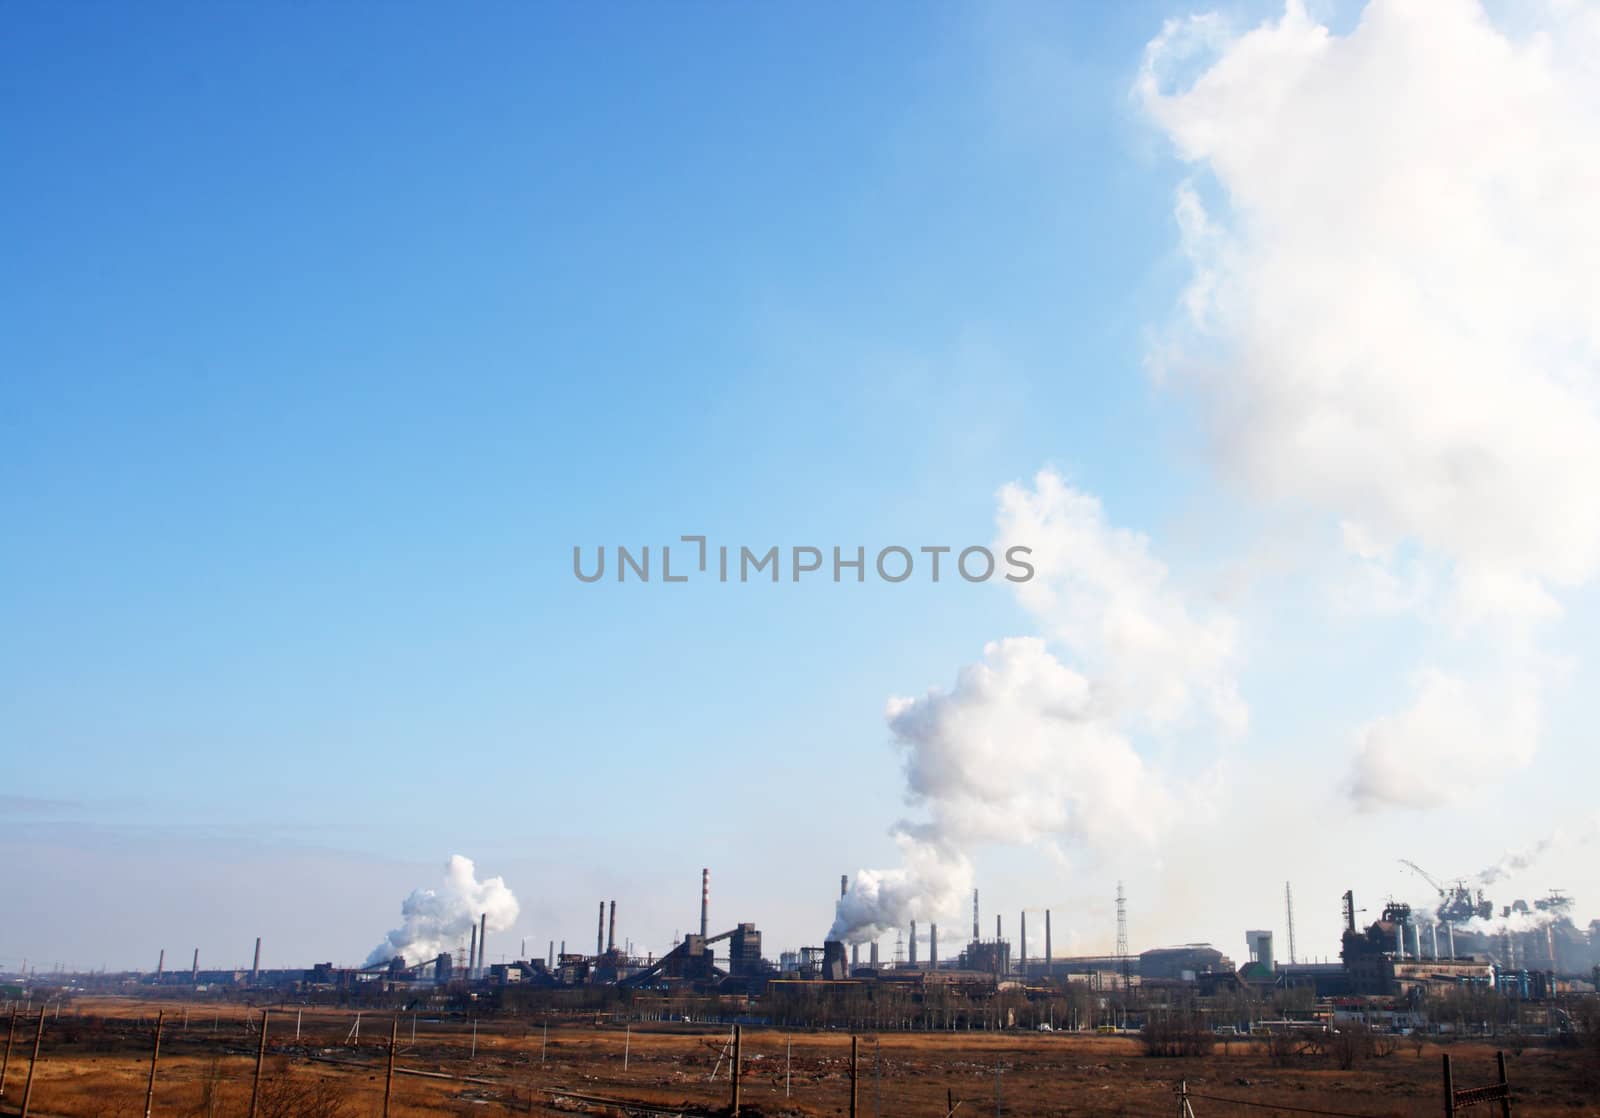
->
930;924;938;971
996;914;1002;941
607;901;617;953
869;941;879;966
701;868;710;938
157;949;165;978
1021;912;1027;970
972;889;979;941
548;941;554;968
1045;910;1052;967
852;944;859;968
909;920;918;966
251;937;261;983
469;923;478;976
841;874;848;899
192;947;199;981
479;912;488;973
597;901;606;956
560;939;565;959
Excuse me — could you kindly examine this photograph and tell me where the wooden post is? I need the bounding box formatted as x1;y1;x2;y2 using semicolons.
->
850;1035;859;1118
1443;1053;1455;1117
1;1007;17;1100
730;1024;742;1116
143;1011;164;1118
383;1017;399;1117
247;1008;269;1118
1496;1051;1512;1118
19;1008;45;1118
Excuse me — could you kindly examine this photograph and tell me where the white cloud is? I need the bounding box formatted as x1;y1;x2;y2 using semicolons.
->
1139;0;1600;805
831;474;1245;942
996;469;1246;734
1139;0;1600;622
888;636;1171;851
1349;667;1540;810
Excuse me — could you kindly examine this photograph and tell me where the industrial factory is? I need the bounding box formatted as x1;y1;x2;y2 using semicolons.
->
57;858;1594;1042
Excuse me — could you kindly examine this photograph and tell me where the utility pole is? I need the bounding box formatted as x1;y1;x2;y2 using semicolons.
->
729;1024;742;1116
143;1011;164;1118
248;1009;269;1118
20;1008;46;1118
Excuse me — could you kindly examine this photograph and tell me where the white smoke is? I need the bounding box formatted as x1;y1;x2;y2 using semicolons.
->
366;855;520;967
1349;669;1540;810
1138;0;1600;806
829;474;1241;944
1476;836;1556;887
1458;908;1559;938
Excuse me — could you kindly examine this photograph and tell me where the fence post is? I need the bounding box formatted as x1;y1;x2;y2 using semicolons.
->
1443;1053;1455;1117
143;1011;164;1118
19;1008;45;1118
1;1007;16;1100
730;1024;742;1116
383;1017;399;1117
850;1035;859;1118
248;1008;269;1118
1496;1051;1512;1118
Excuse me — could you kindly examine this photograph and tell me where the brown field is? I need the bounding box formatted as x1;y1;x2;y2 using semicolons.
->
0;997;1592;1116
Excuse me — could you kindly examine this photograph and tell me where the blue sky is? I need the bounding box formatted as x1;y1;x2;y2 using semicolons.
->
5;0;1598;973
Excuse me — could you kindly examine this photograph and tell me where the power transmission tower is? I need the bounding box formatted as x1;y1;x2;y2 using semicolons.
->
1284;881;1298;965
1115;882;1128;958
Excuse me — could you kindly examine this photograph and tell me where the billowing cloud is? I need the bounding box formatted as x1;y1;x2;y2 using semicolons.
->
1139;0;1600;804
366;855;519;967
830;475;1241;944
996;470;1245;734
1349;668;1540;810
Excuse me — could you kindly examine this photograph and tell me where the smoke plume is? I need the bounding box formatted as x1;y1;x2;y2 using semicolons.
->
366;855;519;967
829;474;1241;944
1476;837;1556;887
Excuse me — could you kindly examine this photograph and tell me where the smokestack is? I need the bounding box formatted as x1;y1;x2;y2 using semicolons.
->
930;924;938;971
548;941;554;968
701;868;709;938
1020;912;1027;970
251;937;261;982
996;914;1002;941
560;939;566;959
1045;910;1052;967
469;923;478;977
480;912;488;972
841;874;848;899
192;948;199;981
870;940;879;966
909;920;918;966
852;944;859;968
597;901;605;956
607;901;617;954
157;949;164;978
973;889;980;941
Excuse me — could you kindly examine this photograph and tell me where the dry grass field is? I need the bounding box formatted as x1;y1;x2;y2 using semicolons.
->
0;997;1592;1116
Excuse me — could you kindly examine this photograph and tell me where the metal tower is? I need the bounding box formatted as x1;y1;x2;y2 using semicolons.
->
1115;881;1128;958
1284;882;1298;965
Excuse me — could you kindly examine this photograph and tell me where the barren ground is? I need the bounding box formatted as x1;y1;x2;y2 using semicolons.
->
0;998;1591;1116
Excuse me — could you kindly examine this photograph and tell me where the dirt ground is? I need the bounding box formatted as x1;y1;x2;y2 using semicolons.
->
0;997;1593;1116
